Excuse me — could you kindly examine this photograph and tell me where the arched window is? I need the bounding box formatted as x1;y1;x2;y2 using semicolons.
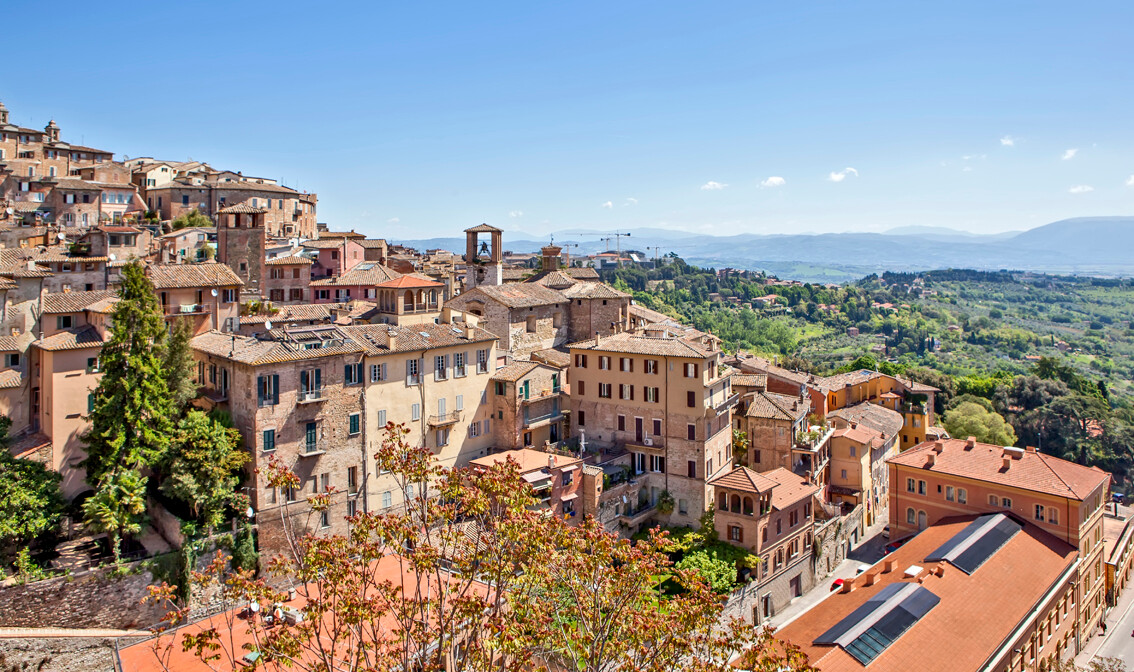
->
906;507;916;524
730;494;741;513
743;496;754;515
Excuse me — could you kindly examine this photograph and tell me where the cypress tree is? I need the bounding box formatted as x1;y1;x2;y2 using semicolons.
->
164;316;198;414
83;262;176;484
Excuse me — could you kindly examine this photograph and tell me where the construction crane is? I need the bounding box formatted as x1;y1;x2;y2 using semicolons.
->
646;246;666;269
570;231;632;268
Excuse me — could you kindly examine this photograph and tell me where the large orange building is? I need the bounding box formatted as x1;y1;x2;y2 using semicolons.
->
887;438;1111;649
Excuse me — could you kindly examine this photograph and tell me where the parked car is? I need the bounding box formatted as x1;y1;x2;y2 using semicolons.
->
881;525;890;540
831;578;845;591
882;535;914;556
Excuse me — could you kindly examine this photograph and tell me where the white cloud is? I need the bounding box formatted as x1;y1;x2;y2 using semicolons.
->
1125;175;1134;187
1069;185;1094;194
625;197;638;205
386;217;400;224
601;201;613;209
1061;148;1078;161
509;210;523;218
827;167;858;183
962;166;973;172
759;176;786;188
961;154;986;161
700;181;727;191
1000;136;1016;147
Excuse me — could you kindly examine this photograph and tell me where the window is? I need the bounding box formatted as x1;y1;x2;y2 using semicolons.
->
407;358;421;385
562;469;573;486
577;410;585;426
917;480;927;496
776;520;782;535
945;486;955;502
1002;497;1012;509
599;356;610;370
349;413;360;435
412;403;421;421
907;478;916;493
222;289;236;303
645;386;659;403
476;349;488;373
645;359;658;374
619;384;633;400
684;362;699;378
650;455;666;473
574;354;588;368
525;316;536;333
6;353;21;368
88;393;95;414
653;418;662;435
849;446;856;458
434;354;448;380
754;449;761;463
1035;504;1046;522
729;525;743;542
456;394;464;411
305;421;318;454
1049;508;1058;524
345;362;363;385
370;363;387;382
617;415;626;431
320;511;330;529
382;491;392;508
469;421;481;437
907;507;916;524
687;424;696;440
687;391;696;407
989;494;999;506
56;315;73;330
576;380;584;396
620;357;633;372
598;383;611;398
841;469;848;480
688;460;696;478
454;352;466;377
958;488;967;504
262;429;276;452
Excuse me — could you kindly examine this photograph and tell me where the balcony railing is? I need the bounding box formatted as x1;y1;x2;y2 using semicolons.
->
428;410;462;427
521;387;563;404
522;410;563;428
620;503;657;525
172;303;207;315
298;389;324;404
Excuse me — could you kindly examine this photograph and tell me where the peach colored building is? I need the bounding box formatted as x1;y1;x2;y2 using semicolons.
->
470;448;583;523
489;360;568;451
888;438;1111;645
310;262;402;303
147;262;243;334
302;238;365;281
264;255;313;304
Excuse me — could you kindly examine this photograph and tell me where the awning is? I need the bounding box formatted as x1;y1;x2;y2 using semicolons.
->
522;471;551;487
560;465;579;473
560;493;579;502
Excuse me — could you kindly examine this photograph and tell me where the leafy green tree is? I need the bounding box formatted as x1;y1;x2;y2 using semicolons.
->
82;468;147;565
0;417;65;558
163;317;198;413
83;262;176;483
161;411;249;529
171;209;213;230
944;402;1018;446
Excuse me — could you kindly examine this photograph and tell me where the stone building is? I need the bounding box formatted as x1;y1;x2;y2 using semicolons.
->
470;448;584;523
444;283;570;359
489;360;568;451
263;255;313;304
709;466;819;621
734;389;811;473
146;262;244;334
567;327;737;529
215;205;266;295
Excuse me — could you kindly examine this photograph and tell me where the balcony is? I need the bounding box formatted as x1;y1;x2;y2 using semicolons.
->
298;389;324;404
521;387;563;404
707;392;740;417
522;410;564;429
169;303;207;315
299;444;325;457
619;502;657;526
428;410;462;427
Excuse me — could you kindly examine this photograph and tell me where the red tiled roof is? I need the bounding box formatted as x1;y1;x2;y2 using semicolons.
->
707;466;780;494
888;438;1110;501
762;467;820;510
374;274;443;289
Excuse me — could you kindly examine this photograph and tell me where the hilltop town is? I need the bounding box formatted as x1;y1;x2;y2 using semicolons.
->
0;99;1132;672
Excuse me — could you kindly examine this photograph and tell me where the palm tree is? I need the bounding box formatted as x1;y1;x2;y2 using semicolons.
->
82;468;146;565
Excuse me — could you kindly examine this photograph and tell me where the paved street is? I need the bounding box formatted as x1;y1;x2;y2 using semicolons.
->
1078;578;1134;667
770;514;890;629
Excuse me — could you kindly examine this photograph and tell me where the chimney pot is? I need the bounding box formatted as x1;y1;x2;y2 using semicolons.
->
1025;445;1037;453
966;436;976;449
926;453;936;467
1002;455;1011;469
933;441;944;453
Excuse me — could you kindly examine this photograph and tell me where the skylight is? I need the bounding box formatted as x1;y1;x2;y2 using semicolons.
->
924;513;1022;575
816;582;940;665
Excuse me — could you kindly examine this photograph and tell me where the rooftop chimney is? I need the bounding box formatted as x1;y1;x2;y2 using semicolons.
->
386;329;397;350
1025;445;1037;453
933;441;944;453
548;454;556;469
926;453;936;467
540;244;562;272
966;436;976;449
1002;455;1011;470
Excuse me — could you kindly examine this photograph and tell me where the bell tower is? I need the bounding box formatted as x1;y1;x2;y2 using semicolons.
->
0;102;9;126
464;223;503;289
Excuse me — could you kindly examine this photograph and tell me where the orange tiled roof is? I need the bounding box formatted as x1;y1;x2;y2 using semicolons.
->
762;467;820;510
777;514;1077;672
469;448;580;473
888;438;1110;501
34;326;107;351
41;289;118;314
707;466;780;494
147;262;244;289
374;274;443;289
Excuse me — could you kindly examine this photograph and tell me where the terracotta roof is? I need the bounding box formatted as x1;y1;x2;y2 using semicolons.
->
816;368;883;391
707;466;780;494
745;391;809;421
42;290;119;314
491;361;539;382
0;369;22;389
568;331;717;358
530;347;570;368
0;277;18;290
146;262;244;289
560;282;630;300
777;514;1077;672
0;336;20;352
34;326;107;351
356;239;388;248
731;373;767;389
318;231;366;239
0;263;53;278
265;255;313;265
469;448;580;473
832;424;884;447
565;267;600;280
191;328;365;366
97;225;142;233
309;263;401;287
628;303;679;325
374;274;443;289
528;269;578;289
215;203;265;214
733;354;811;386
828;402;904;443
210;181;301;194
339;322;497;356
465;223;502;233
302;239;350;249
501;267;529;282
763;467;821;510
450;283;566;309
888;438;1111;501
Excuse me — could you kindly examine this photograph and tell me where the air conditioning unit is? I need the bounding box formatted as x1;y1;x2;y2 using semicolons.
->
642;437;653;446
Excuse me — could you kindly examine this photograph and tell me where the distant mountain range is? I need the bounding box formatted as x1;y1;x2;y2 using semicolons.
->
391;217;1134;283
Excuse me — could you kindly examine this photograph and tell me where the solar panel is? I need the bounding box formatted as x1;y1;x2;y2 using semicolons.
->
840;585;941;665
815;583;906;644
925;513;1022;575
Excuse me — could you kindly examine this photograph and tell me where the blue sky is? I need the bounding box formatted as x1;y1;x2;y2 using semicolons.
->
6;1;1133;239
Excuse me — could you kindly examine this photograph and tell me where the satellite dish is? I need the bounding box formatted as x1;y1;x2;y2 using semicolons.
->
4;208;12;216
108;253;116;261
211;288;219;297
264;320;273;330
57;232;66;241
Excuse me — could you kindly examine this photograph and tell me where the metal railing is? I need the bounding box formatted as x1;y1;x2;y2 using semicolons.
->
427;410;462;427
298;389;324;403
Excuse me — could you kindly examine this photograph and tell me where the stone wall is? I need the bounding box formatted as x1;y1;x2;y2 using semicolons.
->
0;563;167;630
812;504;864;579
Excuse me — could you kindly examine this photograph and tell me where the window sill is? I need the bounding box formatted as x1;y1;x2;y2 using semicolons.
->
299;450;326;458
